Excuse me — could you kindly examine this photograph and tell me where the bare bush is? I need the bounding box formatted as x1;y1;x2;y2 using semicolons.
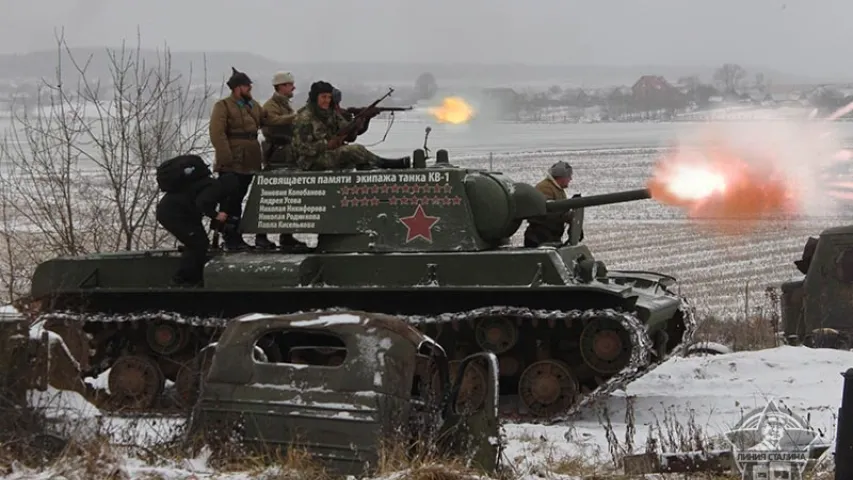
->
694;314;779;351
0;28;219;303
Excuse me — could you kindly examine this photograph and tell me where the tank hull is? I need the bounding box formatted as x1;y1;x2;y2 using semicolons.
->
27;246;694;421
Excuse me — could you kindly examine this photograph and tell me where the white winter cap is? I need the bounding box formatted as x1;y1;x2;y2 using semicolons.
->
272;71;295;85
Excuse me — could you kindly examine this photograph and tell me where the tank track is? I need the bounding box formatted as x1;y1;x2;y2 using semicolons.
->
31;298;696;423
406;302;696;423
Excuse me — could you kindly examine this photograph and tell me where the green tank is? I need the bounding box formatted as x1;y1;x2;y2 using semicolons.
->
22;147;696;421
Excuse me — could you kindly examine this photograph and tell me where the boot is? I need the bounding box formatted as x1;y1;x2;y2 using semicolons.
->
254;234;277;250
222;233;252;252
376;156;411;169
279;234;311;253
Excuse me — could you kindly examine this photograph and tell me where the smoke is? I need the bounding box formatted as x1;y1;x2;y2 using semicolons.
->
660;116;848;219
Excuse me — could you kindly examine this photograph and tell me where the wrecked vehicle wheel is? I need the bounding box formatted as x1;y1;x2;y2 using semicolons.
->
107;354;165;410
446;359;488;414
175;351;214;408
518;360;579;417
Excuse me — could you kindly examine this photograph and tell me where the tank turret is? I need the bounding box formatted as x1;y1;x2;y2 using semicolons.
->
24;145;695;422
239;149;651;253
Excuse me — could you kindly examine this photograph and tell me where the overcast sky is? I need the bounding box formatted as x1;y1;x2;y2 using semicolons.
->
2;0;850;77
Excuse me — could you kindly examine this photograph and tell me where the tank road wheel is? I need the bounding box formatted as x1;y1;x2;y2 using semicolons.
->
447;360;488;414
474;317;518;354
518;360;579;418
175;352;214;408
579;316;634;375
107;355;165;410
146;322;189;356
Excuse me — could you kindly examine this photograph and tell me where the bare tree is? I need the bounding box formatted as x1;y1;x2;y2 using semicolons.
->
0;29;219;303
414;72;438;101
753;72;765;90
676;75;701;90
713;63;747;94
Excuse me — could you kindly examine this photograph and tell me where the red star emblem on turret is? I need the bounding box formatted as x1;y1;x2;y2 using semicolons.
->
399;204;440;243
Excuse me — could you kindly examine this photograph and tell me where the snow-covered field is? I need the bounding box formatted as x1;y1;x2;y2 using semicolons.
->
8;345;845;479
3;112;853;477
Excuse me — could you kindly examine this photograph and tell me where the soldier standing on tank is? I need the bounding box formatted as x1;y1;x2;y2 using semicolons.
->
208;67;264;251
524;161;580;247
254;71;310;252
331;87;379;138
292;81;410;171
156;159;239;286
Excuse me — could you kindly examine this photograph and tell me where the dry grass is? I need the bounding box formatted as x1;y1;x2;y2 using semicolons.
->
693;314;780;351
587;395;835;480
690;285;782;351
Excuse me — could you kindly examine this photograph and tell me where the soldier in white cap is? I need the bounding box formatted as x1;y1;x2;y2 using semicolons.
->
255;71;309;252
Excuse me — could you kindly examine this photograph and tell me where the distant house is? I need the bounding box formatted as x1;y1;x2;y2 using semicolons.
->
481;87;522;120
688;85;722;107
631;75;687;112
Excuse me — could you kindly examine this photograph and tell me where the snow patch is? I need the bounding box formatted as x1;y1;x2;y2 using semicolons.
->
28;320;81;372
26;386;101;442
290;313;363;327
236;313;271;322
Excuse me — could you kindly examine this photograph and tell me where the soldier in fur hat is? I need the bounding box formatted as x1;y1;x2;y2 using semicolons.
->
524;161;583;247
292;80;410;171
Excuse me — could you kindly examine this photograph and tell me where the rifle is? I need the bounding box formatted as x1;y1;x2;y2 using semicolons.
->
345;106;414;115
333;87;394;143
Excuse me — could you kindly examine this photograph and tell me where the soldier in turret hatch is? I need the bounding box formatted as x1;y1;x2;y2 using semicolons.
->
254;71;310;252
524;161;582;247
292;81;410;171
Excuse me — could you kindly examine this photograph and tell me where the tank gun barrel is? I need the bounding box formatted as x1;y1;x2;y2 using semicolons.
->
545;188;651;212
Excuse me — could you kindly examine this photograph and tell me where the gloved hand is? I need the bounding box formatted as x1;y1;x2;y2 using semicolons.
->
327;136;343;150
210;215;239;233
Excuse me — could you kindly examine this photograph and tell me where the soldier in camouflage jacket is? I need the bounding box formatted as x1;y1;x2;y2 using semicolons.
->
292;81;409;171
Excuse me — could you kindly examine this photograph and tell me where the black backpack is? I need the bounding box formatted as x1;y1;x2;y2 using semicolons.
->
156;154;211;193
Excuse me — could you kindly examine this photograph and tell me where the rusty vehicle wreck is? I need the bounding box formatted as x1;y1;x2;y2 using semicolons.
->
783;227;853;350
185;310;502;476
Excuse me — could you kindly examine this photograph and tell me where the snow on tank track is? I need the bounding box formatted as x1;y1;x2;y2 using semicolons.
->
31;297;696;423
403;300;697;423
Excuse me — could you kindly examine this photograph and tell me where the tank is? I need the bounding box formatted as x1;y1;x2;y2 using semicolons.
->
21;147;696;421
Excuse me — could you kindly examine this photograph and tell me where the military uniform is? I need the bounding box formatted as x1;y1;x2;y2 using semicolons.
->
332;87;371;137
209;94;264;174
293;81;410;172
261;92;297;169
156;174;238;285
524;161;576;247
293;105;379;171
208;67;263;250
255;72;309;252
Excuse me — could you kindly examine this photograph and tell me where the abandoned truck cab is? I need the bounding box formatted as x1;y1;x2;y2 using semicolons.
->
187;310;501;476
782;226;853;349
